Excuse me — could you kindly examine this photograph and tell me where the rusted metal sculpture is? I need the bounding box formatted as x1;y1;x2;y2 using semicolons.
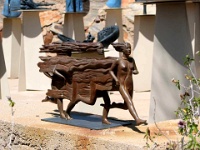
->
2;0;21;18
66;0;83;12
38;42;146;126
20;0;54;9
98;26;119;48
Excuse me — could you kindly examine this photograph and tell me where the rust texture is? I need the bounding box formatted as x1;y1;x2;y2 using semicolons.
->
38;42;146;125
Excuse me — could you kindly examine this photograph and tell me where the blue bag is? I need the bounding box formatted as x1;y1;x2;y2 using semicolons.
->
2;0;21;18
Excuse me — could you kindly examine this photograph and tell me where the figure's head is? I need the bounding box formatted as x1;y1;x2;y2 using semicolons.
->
112;42;131;56
122;42;131;55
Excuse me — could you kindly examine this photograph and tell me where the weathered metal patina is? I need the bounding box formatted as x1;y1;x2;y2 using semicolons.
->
38;41;146;126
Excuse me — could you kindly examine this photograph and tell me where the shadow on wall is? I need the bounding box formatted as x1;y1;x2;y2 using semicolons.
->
0;29;2;40
0;38;6;79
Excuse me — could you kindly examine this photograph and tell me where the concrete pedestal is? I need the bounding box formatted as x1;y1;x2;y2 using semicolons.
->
186;3;200;78
0;39;10;99
63;12;86;41
2;18;21;78
19;10;51;91
104;8;124;58
149;2;195;123
133;15;155;92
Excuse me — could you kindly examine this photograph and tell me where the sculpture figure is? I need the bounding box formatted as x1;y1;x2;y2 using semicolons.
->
66;0;83;12
108;42;146;125
56;32;95;43
54;25;118;48
83;32;95;43
38;42;146;126
20;0;55;9
2;0;21;18
97;25;119;48
106;0;121;8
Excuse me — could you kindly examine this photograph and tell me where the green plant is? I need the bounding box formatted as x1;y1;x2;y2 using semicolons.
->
172;54;200;150
144;53;200;150
6;96;15;150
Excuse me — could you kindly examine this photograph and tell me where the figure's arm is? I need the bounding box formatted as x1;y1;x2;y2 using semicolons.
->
130;57;139;75
109;59;119;85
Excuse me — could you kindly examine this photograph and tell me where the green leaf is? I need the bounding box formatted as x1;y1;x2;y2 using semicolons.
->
184;55;194;66
8;99;15;107
175;80;180;90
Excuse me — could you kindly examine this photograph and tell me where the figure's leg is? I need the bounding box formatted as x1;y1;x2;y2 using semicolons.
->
66;92;97;119
101;91;111;124
65;80;80;119
57;98;69;119
110;102;128;109
109;83;133;110
119;86;146;126
66;99;80;119
42;96;57;104
74;81;97;105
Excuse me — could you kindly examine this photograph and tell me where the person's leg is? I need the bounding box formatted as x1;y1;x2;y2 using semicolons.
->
110;102;127;109
119;86;146;125
57;98;69;119
74;81;97;105
101;91;111;124
66;99;79;119
66;81;97;118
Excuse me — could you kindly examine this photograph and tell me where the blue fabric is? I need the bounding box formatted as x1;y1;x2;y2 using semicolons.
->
2;0;21;18
66;0;83;12
106;0;121;8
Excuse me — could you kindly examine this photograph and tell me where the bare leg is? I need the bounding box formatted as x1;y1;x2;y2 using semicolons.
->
73;81;97;105
66;92;98;119
57;98;70;119
119;86;146;125
66;99;80;119
42;96;57;104
110;102;128;109
101;91;111;124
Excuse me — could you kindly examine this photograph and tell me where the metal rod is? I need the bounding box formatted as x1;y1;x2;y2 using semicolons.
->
143;5;147;14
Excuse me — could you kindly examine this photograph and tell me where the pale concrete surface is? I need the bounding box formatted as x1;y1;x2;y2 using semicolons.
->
63;13;86;41
133;15;155;92
2;18;21;79
0;79;150;124
19;11;51;91
149;3;194;123
0;79;182;149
